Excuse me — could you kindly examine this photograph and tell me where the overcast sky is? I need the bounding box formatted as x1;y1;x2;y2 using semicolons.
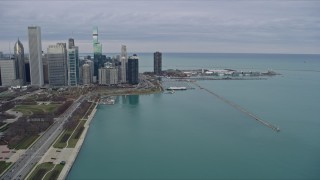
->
0;0;319;54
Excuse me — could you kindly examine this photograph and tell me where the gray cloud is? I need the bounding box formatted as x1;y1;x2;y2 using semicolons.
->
0;0;319;53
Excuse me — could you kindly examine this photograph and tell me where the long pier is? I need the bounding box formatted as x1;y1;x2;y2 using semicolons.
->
193;82;280;132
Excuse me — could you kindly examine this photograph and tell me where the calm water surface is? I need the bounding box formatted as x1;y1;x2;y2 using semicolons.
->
69;53;320;179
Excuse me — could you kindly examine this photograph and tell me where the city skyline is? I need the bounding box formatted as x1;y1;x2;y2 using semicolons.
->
0;0;319;54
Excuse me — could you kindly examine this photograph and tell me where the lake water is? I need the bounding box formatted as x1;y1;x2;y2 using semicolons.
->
68;53;320;179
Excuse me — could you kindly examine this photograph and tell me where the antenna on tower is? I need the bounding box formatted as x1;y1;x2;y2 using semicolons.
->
9;41;12;59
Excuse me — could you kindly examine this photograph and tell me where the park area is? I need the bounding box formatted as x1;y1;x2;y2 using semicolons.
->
0;161;11;175
54;120;86;149
27;162;64;180
13;104;60;116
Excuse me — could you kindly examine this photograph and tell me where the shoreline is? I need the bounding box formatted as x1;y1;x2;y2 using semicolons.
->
58;102;98;180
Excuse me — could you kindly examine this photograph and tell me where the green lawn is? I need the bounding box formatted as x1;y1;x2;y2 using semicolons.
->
67;120;86;148
0;124;9;132
53;131;72;149
0;161;12;175
27;162;54;180
13;135;39;149
53;120;86;148
43;164;65;180
13;104;60;116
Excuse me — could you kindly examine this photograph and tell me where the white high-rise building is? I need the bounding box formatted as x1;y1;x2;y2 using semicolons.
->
0;59;16;86
28;26;44;86
85;60;94;82
47;43;67;86
82;64;91;85
98;67;118;85
120;45;127;83
68;46;79;86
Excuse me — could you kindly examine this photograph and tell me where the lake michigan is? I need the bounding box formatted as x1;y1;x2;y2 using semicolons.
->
68;53;320;179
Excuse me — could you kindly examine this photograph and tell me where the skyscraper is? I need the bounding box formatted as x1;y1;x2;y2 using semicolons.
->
68;46;79;86
98;67;118;85
28;26;44;86
68;38;75;49
0;59;16;86
85;60;94;83
154;51;162;76
120;45;127;83
82;63;91;85
128;54;139;85
47;43;67;86
14;39;26;85
93;27;102;80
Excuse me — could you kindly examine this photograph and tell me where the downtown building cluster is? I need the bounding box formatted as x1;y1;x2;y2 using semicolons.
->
0;26;163;88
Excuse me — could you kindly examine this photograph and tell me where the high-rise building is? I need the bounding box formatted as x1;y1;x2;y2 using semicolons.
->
0;59;16;86
93;27;102;80
128;54;139;85
0;52;3;59
68;46;79;86
98;67;118;85
82;64;91;85
42;53;49;84
154;51;162;75
14;39;26;85
85;60;94;83
47;43;67;86
120;45;127;83
28;26;44;86
68;38;75;49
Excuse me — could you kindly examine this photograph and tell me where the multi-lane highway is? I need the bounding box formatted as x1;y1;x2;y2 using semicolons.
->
1;95;85;180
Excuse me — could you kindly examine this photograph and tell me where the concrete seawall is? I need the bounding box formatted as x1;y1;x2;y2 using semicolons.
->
58;103;98;180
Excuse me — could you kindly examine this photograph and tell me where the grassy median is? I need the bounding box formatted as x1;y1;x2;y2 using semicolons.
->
8;135;39;149
67;120;86;148
53;120;86;149
0;161;12;175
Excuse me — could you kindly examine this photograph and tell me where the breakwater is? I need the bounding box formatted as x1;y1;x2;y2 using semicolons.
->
193;82;280;132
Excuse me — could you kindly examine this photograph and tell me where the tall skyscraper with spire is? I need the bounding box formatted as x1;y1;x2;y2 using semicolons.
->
93;27;102;80
28;26;44;86
14;39;26;85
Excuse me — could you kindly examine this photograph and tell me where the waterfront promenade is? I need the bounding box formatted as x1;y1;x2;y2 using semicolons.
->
58;103;97;179
1;96;86;180
23;103;98;180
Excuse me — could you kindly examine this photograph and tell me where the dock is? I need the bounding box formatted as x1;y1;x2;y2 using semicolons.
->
193;82;280;132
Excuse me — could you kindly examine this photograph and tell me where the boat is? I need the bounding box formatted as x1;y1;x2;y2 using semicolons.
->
166;87;187;90
165;90;175;94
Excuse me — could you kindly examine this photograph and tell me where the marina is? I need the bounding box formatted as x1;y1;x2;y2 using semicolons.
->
99;96;116;105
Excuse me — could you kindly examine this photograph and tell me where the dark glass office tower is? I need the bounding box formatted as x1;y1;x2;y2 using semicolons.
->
128;54;139;85
154;51;162;75
14;39;26;84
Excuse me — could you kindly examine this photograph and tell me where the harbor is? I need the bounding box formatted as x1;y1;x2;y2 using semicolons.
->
99;96;116;105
